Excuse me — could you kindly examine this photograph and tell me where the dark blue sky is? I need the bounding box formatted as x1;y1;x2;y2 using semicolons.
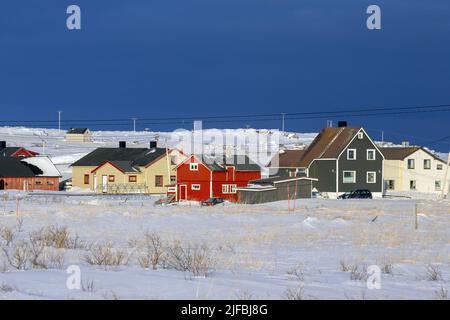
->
0;1;449;150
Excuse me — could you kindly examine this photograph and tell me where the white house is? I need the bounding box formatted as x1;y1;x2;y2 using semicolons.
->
380;147;449;196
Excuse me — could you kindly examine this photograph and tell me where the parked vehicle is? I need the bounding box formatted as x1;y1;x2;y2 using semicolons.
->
338;189;373;199
201;197;225;206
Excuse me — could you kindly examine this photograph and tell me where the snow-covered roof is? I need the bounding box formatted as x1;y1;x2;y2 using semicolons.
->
21;156;62;177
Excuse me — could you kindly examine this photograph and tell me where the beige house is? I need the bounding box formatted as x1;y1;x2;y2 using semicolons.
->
380;147;450;195
65;128;92;142
71;141;186;194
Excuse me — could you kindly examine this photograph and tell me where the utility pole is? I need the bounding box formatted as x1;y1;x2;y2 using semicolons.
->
281;113;286;132
132;118;138;133
441;150;450;199
57;111;62;132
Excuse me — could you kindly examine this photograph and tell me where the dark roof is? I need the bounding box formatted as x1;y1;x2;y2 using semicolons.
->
0;158;43;177
0;147;21;157
380;147;446;162
71;147;166;167
67;128;89;134
298;127;362;167
107;161;139;173
249;176;317;186
0;147;39;157
267;150;306;168
198;154;261;172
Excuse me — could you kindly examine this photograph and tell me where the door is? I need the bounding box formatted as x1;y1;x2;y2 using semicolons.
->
0;179;5;190
102;175;108;193
179;185;187;201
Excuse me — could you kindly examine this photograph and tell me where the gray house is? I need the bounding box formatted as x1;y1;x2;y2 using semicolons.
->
268;123;384;198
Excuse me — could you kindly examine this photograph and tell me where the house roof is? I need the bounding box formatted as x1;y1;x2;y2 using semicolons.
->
71;147;167;167
0;158;45;177
267;149;306;168
380;147;446;163
198;154;261;172
91;160;140;173
20;157;62;177
0;147;39;157
67;128;89;134
298;127;362;167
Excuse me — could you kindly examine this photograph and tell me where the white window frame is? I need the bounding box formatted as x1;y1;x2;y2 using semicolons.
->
366;149;376;161
222;184;237;194
423;159;431;170
357;132;364;140
347;149;356;160
407;159;415;169
342;171;356;183
189;163;199;171
366;171;376;184
385;180;395;190
437;164;443;170
410;180;416;190
191;184;201;190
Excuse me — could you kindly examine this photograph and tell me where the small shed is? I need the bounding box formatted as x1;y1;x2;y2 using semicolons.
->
65;128;92;142
236;176;318;204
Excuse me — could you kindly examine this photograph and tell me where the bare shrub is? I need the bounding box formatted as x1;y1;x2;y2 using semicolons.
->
434;285;448;300
380;259;393;274
0;226;16;246
166;241;215;277
83;242;129;268
0;282;15;293
32;225;84;250
47;250;65;269
283;286;305;300
287;265;305;281
15;217;24;233
137;232;164;270
28;231;47;269
1;240;30;270
349;264;367;281
340;260;351;272
426;264;443;281
102;290;120;300
81;279;95;292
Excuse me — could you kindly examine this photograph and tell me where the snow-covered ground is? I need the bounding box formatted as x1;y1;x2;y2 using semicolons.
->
0;192;448;300
0;126;449;300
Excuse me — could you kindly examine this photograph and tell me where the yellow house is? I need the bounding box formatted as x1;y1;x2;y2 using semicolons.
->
65;128;93;142
70;141;186;194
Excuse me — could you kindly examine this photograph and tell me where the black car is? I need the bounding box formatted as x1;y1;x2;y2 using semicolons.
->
338;189;372;199
201;197;225;206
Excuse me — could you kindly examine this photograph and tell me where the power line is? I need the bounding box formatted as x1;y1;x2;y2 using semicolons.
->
1;103;450;124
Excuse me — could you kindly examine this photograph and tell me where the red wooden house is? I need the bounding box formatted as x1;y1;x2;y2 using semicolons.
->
171;154;261;202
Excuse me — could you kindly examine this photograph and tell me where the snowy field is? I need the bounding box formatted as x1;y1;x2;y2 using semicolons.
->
0;192;448;300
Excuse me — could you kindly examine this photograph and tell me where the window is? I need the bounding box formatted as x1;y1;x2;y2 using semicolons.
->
222;184;237;194
367;149;376;160
367;172;376;184
170;175;176;184
347;149;356;160
189;163;199;171
410;180;416;190
155;175;163;187
108;175;115;183
35;180;42;185
423;159;431;170
47;180;54;185
191;184;201;190
385;180;395;190
170;156;177;165
435;180;442;191
84;174;89;184
357;132;364;140
129;175;137;182
437;164;443;170
407;159;415;169
343;171;356;183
